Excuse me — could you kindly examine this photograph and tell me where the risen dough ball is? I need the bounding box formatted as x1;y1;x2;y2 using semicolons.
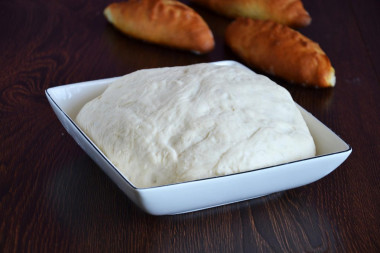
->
76;63;315;188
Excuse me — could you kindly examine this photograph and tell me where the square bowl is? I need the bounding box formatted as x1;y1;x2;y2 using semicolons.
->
45;61;352;215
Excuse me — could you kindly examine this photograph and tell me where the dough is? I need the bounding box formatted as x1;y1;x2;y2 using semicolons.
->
76;63;315;188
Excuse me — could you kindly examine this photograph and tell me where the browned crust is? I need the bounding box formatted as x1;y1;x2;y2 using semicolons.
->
104;0;215;54
225;18;335;88
191;0;311;28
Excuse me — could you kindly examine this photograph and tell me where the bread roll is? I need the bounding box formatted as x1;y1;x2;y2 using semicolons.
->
104;0;215;54
191;0;311;28
225;18;335;88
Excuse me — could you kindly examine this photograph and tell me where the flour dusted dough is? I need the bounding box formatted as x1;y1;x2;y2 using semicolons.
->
75;63;315;188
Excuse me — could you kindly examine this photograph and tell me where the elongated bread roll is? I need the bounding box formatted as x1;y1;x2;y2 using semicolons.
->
191;0;311;28
104;0;215;54
225;18;335;88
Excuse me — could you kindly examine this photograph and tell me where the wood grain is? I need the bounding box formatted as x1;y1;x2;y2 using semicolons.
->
0;0;379;252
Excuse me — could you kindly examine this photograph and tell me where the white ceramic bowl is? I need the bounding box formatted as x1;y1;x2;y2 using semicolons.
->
46;61;352;215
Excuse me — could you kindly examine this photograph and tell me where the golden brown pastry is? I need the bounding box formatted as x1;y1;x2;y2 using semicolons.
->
225;18;335;88
104;0;215;54
191;0;311;28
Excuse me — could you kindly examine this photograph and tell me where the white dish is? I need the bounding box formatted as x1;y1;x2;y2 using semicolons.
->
45;61;352;215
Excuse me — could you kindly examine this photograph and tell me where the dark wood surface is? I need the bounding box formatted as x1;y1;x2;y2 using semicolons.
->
1;0;379;252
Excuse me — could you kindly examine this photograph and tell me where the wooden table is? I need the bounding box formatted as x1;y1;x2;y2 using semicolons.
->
1;0;379;252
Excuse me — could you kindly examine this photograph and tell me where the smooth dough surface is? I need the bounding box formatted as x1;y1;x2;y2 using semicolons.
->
75;63;315;188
